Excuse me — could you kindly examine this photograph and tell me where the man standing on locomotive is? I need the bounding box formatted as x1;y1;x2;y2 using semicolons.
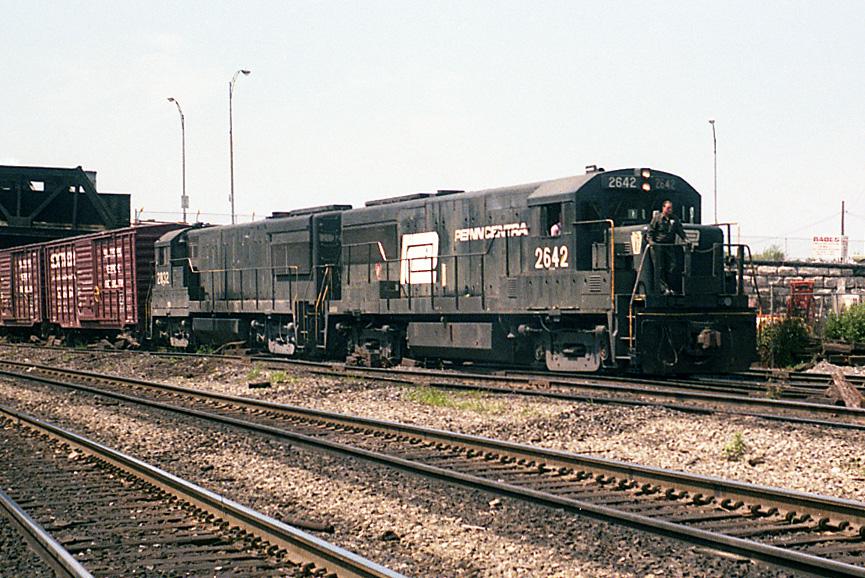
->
648;200;688;295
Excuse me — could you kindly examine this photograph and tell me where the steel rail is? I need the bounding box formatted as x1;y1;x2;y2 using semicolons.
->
1;342;851;392
253;359;865;430
1;344;861;428
3;363;865;575
256;355;846;398
736;368;865;386
36;366;865;523
0;402;404;578
0;487;93;578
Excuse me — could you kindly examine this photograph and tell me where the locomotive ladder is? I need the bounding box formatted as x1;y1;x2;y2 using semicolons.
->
294;265;333;354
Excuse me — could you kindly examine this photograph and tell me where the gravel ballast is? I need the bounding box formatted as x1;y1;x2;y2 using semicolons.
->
10;349;862;504
0;352;793;577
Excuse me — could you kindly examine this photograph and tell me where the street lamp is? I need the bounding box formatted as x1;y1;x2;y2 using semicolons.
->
229;69;251;225
167;97;188;223
708;119;717;224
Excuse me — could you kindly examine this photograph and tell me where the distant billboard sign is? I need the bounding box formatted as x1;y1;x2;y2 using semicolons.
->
811;235;848;262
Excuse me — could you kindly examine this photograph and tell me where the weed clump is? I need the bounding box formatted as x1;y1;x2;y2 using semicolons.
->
757;318;811;368
245;364;263;381
722;431;747;461
825;303;865;344
269;370;296;384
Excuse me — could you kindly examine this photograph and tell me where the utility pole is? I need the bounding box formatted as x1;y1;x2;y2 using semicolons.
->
708;119;717;224
842;200;845;236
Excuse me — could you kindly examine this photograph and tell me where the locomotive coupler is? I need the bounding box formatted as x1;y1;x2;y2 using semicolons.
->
696;327;722;350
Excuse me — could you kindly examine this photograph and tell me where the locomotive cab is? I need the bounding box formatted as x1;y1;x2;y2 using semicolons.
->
151;227;202;348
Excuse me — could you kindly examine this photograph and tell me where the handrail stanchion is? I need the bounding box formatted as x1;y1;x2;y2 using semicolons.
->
628;247;650;349
736;245;745;295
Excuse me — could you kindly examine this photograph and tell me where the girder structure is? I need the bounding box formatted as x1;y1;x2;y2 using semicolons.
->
0;165;130;248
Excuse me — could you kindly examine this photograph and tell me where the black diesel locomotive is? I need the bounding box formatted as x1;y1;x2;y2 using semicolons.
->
151;167;756;374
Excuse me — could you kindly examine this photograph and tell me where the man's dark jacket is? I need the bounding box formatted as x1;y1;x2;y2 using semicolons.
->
648;213;686;244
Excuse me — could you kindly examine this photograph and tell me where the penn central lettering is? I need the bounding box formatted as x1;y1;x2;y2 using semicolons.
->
455;222;529;242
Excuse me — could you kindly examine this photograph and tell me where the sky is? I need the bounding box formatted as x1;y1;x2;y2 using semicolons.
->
2;1;864;256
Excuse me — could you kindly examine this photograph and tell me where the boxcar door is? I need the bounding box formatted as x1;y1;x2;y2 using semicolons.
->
12;249;42;325
89;233;136;325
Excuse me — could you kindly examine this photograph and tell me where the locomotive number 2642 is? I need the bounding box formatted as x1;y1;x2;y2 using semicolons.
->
534;245;569;269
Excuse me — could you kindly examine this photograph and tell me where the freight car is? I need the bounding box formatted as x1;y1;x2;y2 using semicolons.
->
0;223;184;338
151;167;756;374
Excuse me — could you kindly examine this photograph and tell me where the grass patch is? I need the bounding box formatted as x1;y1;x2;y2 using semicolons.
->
269;370;297;384
245;364;264;381
722;431;747;462
405;386;505;414
519;406;544;419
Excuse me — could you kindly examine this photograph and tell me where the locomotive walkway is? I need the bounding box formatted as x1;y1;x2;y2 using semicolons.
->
2;360;865;576
0;401;403;578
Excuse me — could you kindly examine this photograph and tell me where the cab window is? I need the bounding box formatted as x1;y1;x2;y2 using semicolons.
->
541;203;562;236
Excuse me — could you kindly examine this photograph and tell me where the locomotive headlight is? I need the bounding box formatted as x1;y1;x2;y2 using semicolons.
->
640;168;651;179
641;182;651;192
722;297;733;307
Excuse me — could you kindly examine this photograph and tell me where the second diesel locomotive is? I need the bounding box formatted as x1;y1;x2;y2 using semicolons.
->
151;167;756;374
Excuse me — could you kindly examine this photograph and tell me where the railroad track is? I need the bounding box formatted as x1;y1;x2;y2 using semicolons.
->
738;368;865;387
3;340;856;396
253;358;865;431
0;485;91;577
3;343;864;430
3;361;865;575
0;401;403;578
1;341;848;390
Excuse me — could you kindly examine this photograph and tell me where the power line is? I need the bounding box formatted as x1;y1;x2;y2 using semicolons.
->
779;210;842;236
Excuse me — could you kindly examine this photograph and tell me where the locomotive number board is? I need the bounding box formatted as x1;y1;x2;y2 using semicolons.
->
600;174;677;191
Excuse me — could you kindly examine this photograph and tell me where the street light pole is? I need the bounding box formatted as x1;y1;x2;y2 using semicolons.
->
708;119;717;224
229;69;251;225
167;97;188;223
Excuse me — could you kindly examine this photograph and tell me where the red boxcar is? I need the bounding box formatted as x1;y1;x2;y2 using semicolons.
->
44;223;185;331
0;245;44;328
